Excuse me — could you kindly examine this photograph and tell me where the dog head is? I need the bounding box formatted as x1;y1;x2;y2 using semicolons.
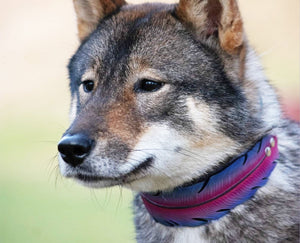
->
58;0;279;192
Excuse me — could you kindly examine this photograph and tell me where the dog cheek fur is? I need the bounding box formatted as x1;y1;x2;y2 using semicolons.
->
125;98;239;192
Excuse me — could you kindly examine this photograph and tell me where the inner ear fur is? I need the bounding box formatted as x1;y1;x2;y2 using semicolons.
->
176;0;244;54
73;0;126;41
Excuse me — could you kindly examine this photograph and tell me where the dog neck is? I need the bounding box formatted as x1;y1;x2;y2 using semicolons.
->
140;135;278;227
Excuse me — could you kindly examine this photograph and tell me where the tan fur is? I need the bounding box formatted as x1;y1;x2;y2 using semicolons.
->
73;0;126;41
81;69;97;82
186;97;238;153
176;0;244;54
106;89;143;146
218;0;244;54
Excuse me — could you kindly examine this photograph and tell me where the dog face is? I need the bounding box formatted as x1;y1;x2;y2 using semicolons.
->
58;0;266;192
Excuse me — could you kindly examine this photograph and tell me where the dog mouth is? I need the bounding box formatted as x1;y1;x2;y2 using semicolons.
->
64;156;154;186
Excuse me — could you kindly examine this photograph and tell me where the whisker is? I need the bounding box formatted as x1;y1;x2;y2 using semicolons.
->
47;153;60;183
34;140;59;144
130;148;200;161
54;165;62;188
115;186;124;213
90;189;103;208
104;187;113;207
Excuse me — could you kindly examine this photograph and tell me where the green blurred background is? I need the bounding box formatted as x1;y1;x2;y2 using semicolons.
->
0;0;299;242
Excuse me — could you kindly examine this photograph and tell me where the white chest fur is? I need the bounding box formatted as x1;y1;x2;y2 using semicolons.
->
173;228;207;243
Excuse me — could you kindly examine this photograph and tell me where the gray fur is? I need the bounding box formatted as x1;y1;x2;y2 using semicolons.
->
59;1;300;242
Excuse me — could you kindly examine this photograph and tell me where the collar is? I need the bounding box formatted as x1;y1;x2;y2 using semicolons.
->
141;135;278;227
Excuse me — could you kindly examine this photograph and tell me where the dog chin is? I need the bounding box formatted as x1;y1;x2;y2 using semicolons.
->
58;153;158;190
123;176;179;192
74;177;121;188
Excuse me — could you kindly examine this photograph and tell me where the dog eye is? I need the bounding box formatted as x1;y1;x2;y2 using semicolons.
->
82;80;94;93
134;79;164;93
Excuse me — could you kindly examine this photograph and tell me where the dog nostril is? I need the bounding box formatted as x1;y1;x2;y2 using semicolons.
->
58;134;94;167
72;145;89;157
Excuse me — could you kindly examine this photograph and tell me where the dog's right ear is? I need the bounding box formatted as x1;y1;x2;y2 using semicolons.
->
73;0;126;41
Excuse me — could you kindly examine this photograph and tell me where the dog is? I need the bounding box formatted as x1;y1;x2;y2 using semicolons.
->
58;0;300;242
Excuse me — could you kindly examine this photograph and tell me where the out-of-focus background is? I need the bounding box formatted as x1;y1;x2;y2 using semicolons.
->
0;0;299;242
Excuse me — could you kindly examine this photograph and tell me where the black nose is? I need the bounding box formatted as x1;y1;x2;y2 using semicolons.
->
58;134;94;167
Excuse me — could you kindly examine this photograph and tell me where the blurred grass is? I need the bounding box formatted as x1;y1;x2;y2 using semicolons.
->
0;180;134;243
0;0;299;242
0;118;135;243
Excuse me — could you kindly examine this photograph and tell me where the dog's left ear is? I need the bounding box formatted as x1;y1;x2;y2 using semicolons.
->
176;0;244;54
73;0;126;41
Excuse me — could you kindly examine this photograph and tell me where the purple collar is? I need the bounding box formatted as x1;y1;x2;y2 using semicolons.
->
141;135;278;227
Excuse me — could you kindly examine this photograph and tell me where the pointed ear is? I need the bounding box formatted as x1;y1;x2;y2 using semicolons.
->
73;0;126;41
176;0;244;54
